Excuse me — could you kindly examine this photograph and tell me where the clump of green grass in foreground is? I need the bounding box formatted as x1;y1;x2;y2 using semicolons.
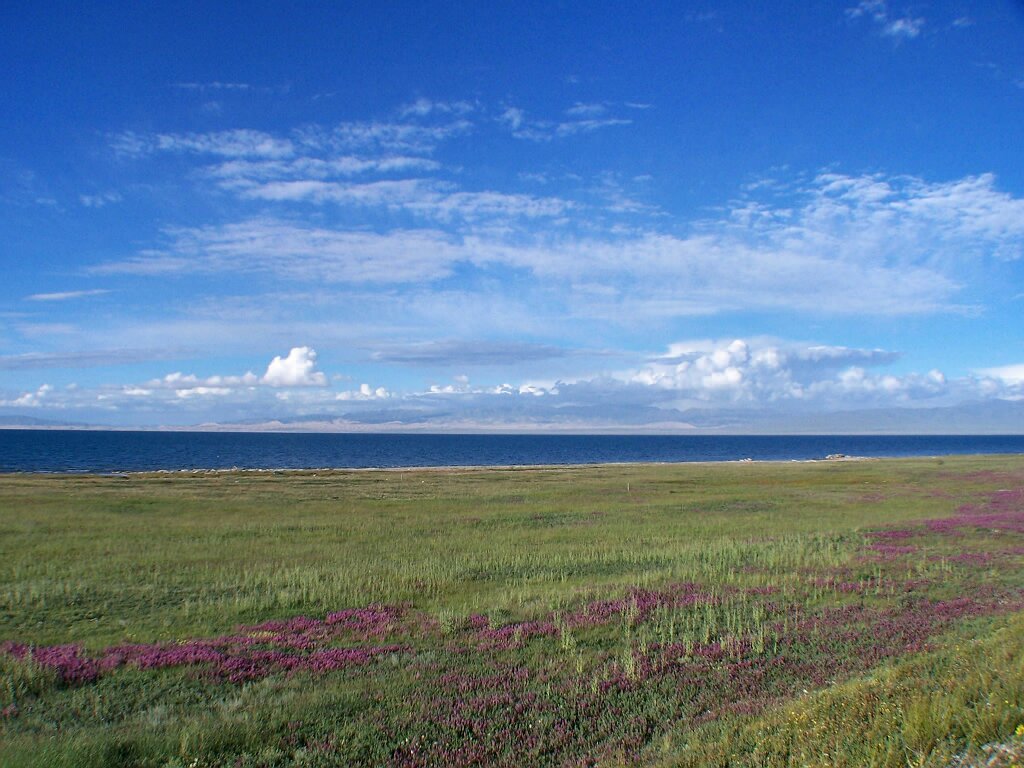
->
661;611;1024;768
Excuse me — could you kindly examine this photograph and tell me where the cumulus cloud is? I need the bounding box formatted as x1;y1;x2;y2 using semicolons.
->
151;371;259;389
0;347;339;417
628;338;937;406
174;386;232;398
6;335;1024;428
393;337;1019;422
336;383;390;401
0;384;52;408
127;371;260;399
262;346;328;387
81;348;329;405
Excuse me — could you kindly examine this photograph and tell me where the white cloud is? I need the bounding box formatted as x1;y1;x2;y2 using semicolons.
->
498;107;526;131
336;383;390;400
881;17;924;38
219;175;574;223
811;366;948;401
79;192;122;208
26;289;110;302
114;129;295;159
15;349;333;413
398;98;475;118
207;155;441;184
172;81;253;92
497;104;632;141
93;171;1024;316
553;118;632;137
846;1;925;40
127;371;260;399
93;221;465;283
0;384;52;408
295;119;472;154
236;178;428;205
370;340;572;365
626;338;937;406
174;386;232;398
152;371;259;389
0;348;188;370
7;335;1024;427
565;102;607;117
976;364;1024;385
262;346;328;387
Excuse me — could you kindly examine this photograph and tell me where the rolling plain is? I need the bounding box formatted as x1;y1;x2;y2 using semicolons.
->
2;455;1023;766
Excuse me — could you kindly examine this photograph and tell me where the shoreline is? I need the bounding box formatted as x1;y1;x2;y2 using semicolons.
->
12;453;1023;478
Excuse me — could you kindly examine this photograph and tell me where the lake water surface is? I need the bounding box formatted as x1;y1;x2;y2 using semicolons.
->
1;430;1023;473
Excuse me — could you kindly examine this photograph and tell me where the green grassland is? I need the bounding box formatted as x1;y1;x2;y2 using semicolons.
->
1;455;1023;766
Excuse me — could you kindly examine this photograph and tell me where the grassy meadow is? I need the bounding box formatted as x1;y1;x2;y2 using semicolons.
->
1;455;1024;766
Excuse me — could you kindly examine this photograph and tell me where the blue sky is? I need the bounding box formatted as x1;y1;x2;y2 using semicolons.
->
2;1;1024;429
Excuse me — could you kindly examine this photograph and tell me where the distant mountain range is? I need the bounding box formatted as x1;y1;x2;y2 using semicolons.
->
2;399;1023;434
0;415;94;428
681;399;1024;435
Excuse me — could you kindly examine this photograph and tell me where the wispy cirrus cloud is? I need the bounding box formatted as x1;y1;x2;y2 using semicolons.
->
846;0;925;39
79;192;122;208
293;119;472;154
113;128;296;159
370;340;576;366
92;222;465;283
232;178;573;222
498;104;632;141
90;171;1024;317
207;155;442;184
26;289;110;302
109;105;635;231
398;98;477;118
0;348;189;370
171;81;254;92
564;102;609;118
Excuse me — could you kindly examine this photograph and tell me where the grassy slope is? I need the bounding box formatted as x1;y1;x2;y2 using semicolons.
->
1;455;1023;766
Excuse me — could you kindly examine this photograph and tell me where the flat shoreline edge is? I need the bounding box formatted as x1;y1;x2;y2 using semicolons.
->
8;452;1024;478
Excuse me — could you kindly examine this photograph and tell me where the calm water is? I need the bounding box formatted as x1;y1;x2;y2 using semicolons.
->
0;430;1023;473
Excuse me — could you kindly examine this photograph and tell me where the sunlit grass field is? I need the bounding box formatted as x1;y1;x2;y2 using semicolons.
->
2;455;1023;766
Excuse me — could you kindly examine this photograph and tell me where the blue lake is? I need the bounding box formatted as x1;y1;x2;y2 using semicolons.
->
1;430;1023;473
